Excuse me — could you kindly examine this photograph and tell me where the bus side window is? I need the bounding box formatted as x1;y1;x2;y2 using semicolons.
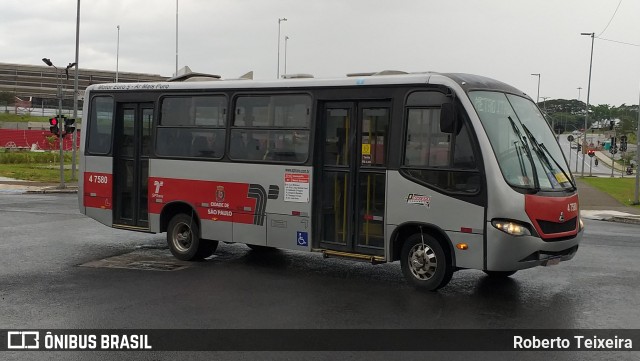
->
403;105;479;194
167;129;187;157
191;135;208;157
230;130;262;160
190;132;220;158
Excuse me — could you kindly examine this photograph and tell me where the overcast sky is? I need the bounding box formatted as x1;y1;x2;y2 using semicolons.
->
2;0;639;106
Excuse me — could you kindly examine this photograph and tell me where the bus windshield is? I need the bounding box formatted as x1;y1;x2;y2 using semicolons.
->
470;91;574;192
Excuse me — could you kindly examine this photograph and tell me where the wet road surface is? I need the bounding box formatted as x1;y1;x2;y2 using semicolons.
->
1;193;638;360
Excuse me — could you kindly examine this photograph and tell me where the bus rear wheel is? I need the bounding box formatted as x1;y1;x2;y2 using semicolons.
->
400;233;453;291
167;213;218;261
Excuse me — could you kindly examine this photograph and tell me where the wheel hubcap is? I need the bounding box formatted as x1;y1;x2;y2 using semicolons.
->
172;222;192;253
408;243;437;280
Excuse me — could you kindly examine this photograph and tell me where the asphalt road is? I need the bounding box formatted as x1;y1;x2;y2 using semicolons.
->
1;193;639;360
558;134;610;176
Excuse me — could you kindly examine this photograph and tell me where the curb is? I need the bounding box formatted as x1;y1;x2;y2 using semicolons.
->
25;188;78;194
609;216;640;225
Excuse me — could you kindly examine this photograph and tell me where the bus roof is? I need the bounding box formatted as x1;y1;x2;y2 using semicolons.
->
87;71;528;98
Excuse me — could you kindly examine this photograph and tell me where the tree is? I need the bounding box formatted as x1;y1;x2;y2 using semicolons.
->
540;99;586;115
590;104;612;122
0;91;15;112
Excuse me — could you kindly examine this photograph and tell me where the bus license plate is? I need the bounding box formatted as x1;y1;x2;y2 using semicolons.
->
544;258;561;266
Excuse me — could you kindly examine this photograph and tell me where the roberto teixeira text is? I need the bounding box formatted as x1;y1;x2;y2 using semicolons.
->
514;335;633;350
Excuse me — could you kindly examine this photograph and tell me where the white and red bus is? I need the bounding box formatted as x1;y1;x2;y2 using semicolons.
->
79;71;583;290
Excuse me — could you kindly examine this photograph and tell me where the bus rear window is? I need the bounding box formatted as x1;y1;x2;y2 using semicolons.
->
87;96;114;154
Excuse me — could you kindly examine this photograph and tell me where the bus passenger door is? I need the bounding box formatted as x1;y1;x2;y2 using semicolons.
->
113;102;153;230
317;102;389;257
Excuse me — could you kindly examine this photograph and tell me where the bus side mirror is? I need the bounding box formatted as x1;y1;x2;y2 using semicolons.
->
440;103;456;134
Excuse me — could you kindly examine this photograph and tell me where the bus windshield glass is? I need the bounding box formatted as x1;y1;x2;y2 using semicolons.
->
470;91;574;191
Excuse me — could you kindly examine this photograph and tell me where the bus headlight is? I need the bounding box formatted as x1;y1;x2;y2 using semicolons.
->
491;219;531;236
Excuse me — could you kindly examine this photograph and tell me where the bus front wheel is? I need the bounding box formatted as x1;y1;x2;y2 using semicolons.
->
167;213;218;261
400;233;453;291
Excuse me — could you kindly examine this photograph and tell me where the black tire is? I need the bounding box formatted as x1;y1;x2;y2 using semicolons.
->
400;233;453;291
483;270;517;278
167;213;218;260
246;244;276;252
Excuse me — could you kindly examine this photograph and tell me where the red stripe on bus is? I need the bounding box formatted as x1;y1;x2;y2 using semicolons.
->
148;177;258;225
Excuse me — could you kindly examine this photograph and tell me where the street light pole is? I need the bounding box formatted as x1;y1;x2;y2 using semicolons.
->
531;73;540;104
72;0;80;181
581;32;595;177
277;17;287;78
284;35;289;76
577;87;582;101
175;0;179;76
541;96;553;133
116;25;120;82
42;58;65;189
634;84;640;204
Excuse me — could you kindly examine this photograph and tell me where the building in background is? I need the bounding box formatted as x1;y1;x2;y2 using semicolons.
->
0;62;167;116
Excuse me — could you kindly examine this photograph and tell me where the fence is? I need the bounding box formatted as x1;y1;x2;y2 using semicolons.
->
0;129;81;151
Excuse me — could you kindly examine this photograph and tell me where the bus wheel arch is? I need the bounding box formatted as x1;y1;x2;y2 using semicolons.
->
160;202;199;233
391;223;456;291
161;202;217;260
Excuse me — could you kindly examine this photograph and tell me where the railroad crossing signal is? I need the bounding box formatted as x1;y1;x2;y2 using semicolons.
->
587;150;595;158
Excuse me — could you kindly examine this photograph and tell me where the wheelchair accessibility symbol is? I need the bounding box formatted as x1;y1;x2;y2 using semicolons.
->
297;231;308;247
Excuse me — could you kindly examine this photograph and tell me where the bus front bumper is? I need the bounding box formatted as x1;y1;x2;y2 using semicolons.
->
485;225;583;272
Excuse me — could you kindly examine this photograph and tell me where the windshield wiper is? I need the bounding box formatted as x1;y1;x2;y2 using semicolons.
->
521;124;576;191
507;116;539;190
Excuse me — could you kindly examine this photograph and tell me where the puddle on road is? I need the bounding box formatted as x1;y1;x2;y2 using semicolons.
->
79;248;192;272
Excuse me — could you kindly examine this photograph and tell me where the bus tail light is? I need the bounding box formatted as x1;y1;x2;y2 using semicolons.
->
491;219;532;237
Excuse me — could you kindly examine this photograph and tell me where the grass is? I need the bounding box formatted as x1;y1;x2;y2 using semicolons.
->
0;163;78;183
0;112;49;123
0;151;79;182
580;177;640;208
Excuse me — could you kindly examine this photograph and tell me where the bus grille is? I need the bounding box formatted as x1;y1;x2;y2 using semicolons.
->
537;217;577;235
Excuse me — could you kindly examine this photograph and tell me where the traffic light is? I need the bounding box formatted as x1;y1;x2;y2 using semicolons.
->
49;117;60;136
587;150;595;158
620;135;628;152
577;144;582;152
64;117;76;137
